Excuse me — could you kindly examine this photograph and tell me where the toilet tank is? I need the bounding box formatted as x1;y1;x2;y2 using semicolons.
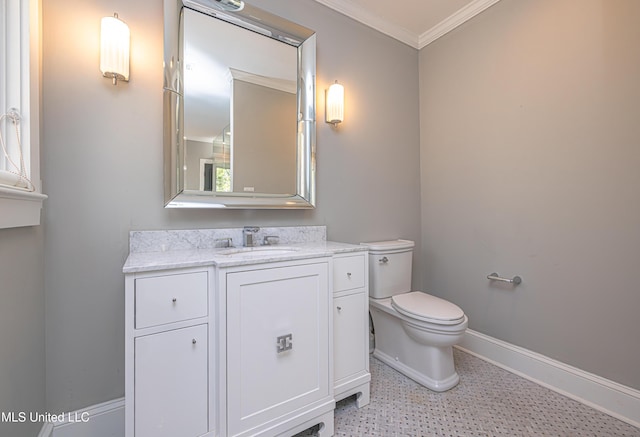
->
361;239;414;299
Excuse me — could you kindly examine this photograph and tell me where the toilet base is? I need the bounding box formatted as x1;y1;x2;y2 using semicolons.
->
373;349;460;392
370;299;466;392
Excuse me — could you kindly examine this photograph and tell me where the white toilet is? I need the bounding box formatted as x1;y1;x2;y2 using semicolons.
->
362;239;468;392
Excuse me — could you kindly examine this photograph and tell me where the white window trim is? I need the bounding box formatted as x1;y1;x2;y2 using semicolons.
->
0;0;46;229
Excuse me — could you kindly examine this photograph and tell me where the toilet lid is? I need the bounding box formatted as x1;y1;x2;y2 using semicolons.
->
391;291;465;325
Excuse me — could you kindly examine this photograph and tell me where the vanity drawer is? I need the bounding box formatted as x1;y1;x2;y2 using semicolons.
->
333;254;365;292
135;271;208;329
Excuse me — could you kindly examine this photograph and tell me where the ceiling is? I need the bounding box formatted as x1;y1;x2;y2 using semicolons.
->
312;0;502;49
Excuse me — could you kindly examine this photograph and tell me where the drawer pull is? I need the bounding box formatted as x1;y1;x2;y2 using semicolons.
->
192;338;197;345
172;298;177;303
347;272;352;278
276;334;293;353
379;257;389;263
337;306;342;311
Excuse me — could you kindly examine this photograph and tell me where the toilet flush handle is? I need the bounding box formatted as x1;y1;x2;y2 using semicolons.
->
379;257;389;264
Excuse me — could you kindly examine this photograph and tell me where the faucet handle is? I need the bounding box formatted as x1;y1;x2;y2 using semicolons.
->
263;235;279;246
215;237;233;248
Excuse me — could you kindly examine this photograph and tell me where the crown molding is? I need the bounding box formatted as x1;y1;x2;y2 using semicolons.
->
418;0;502;48
312;0;419;48
313;0;502;50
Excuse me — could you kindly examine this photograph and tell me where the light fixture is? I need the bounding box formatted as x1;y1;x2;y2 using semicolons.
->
325;81;344;126
214;0;245;11
100;13;130;85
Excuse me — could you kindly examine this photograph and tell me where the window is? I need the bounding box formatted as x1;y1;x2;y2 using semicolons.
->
0;0;46;229
215;166;231;192
199;159;231;192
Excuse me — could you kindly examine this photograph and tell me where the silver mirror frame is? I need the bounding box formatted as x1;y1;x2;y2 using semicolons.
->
163;0;316;209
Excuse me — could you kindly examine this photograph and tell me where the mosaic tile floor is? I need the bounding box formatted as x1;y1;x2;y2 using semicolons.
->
300;349;640;436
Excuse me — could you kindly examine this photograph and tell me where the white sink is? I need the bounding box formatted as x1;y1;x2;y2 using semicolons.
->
218;247;300;257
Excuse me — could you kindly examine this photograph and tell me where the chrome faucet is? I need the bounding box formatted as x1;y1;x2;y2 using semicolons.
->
243;226;260;247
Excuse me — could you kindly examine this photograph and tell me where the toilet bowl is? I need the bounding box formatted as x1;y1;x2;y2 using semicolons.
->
362;240;468;392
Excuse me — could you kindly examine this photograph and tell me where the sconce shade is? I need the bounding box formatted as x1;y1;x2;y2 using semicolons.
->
325;81;344;125
100;14;130;85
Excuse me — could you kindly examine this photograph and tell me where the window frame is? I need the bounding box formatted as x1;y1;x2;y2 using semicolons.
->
0;0;46;229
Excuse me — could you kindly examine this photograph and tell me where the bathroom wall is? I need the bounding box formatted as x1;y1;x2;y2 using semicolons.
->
232;81;297;194
0;227;45;437
419;0;640;389
42;0;421;413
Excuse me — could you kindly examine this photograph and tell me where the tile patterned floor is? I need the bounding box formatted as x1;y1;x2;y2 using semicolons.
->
301;349;640;436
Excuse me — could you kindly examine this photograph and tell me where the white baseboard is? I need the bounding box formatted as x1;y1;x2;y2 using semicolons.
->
457;329;640;429
37;422;54;437
38;397;124;437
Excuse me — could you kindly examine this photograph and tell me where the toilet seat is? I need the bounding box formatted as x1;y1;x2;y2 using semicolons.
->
391;292;465;325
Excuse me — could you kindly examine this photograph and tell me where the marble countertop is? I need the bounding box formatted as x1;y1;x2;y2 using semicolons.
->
123;241;367;273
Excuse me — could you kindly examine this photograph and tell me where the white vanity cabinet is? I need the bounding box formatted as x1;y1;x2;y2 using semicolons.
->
332;253;371;407
125;267;214;437
220;259;335;437
124;237;371;437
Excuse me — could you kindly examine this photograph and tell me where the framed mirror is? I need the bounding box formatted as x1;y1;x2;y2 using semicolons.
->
164;0;316;208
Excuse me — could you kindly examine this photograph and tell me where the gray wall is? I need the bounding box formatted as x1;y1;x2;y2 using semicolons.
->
0;227;45;437
419;0;640;389
233;80;296;194
185;139;212;191
42;0;421;413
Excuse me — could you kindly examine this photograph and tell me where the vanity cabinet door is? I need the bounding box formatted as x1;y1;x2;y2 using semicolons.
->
134;324;208;437
332;253;371;407
226;262;330;436
334;292;367;383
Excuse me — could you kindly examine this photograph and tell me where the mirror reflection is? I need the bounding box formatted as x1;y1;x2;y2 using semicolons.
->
183;9;297;195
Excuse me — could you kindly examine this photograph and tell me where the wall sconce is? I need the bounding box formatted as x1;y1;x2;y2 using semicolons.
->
100;13;130;85
325;81;344;126
214;0;245;11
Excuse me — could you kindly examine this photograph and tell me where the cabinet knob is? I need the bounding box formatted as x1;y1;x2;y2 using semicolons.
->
347;272;352;278
337;306;342;311
192;338;197;345
172;298;177;303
